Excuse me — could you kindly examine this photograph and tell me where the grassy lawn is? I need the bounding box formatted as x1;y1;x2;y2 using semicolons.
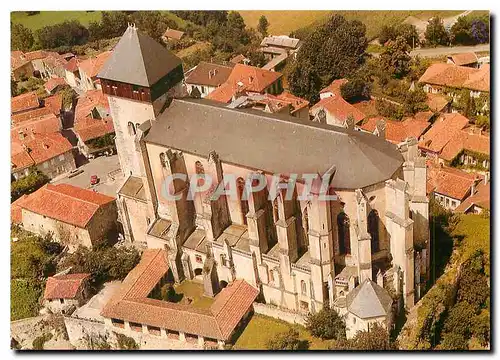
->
172;280;214;309
11;11;102;31
233;314;332;350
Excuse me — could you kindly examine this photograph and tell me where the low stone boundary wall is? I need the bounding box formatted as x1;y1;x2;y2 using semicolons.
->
64;316;108;349
253;303;306;326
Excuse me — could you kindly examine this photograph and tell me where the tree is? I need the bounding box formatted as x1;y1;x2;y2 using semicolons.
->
11;169;49;201
349;324;398;350
11;22;34;51
471;19;489;44
340;77;370;102
403;85;429;115
471;309;490;346
424;17;449;46
442;301;475;338
88;11;129;41
266;329;309;350
257;15;269;37
379;36;411;78
35;20;89;49
450;16;474;45
288;14;367;101
395;23;419;48
439;332;468;350
378;25;397;45
305;306;346;340
130;11;176;43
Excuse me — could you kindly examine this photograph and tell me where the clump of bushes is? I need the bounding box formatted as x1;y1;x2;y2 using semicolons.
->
305;306;346;340
266;329;309;350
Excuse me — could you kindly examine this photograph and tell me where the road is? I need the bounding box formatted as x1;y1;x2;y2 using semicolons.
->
410;44;490;58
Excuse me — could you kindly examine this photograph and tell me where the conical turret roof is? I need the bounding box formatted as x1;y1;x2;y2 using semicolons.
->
98;25;182;87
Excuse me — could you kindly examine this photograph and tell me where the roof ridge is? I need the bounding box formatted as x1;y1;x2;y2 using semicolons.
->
46;184;107;208
211;280;242;317
122;249;163;300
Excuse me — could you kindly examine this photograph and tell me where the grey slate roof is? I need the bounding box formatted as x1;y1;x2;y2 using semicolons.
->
145;98;404;189
98;26;181;87
346;279;393;319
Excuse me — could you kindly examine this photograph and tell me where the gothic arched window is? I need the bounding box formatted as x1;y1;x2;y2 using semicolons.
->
337;212;351;255
368;209;380;253
301;280;307;295
237;177;249;225
127;122;136;136
159;153;166;168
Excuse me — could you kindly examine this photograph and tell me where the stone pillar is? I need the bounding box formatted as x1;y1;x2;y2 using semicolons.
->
182;252;193;280
124;321;131;332
276;188;299;263
198;336;205;347
217;340;225;350
203;250;220;297
355;189;372;282
160;328;167;338
142;324;149;334
179;332;186;342
247;173;269;255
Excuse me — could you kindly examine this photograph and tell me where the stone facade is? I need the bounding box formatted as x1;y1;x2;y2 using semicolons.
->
12;149;76;181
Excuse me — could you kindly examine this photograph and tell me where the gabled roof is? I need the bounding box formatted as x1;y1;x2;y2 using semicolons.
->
455;181;490;212
101;249;259;341
162;28;184;40
426;93;450;112
74;117;115;142
419;63;489;92
11;107;53;126
43;94;63;116
78;51;112;79
24;50;49;61
440;127;490;161
98;26;182;87
418;113;469;153
426;163;477;201
448;52;478;66
11;91;39;114
44;77;66;93
11;194;30;224
145;98;404;189
185;61;233;87
44;273;90;300
311;94;366;125
346;279;392;319
18;184;115;228
11;113;61;136
360;114;430;144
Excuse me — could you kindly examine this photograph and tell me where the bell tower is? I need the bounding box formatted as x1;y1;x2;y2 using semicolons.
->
98;24;185;178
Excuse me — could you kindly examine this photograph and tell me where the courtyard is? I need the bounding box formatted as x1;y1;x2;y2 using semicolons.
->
152;280;215;310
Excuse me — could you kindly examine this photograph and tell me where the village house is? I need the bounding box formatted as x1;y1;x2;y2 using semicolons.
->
11;51;35;81
11;91;40;115
319;79;348;99
24;50;52;78
426;163;480;211
310;93;366;127
419;63;490;110
425;93;450;113
455;175;490;214
360;112;433;145
44;77;67;95
227;91;309;119
101;249;259;349
446;52;479;68
206;64;283;103
43;52;69;79
162;28;185;43
16;184;117;250
439;127;490;170
44;273;91;314
184;62;233;98
77;51;113;91
418;113;470;159
11;93;63;128
260;35;301;59
230;54;250;65
96;27;431;337
64;57;81;88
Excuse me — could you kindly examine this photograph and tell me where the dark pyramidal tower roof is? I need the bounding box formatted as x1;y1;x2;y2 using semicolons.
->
98;25;182;87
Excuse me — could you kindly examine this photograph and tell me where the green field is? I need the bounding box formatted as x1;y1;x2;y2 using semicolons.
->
11;11;103;30
233;314;332;350
241;10;464;39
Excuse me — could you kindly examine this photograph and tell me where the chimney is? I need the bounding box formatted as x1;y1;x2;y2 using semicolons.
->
43;143;49;150
18;130;26;141
249;76;254;84
213;68;218;76
375;119;386;139
208;70;213;79
345;116;355;130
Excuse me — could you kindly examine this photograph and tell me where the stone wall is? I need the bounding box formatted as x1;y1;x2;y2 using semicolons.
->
253;302;306;326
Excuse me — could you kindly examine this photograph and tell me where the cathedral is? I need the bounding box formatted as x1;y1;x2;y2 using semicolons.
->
98;25;430;324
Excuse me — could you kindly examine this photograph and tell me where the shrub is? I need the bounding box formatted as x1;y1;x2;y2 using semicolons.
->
32;333;53;350
471;310;490;346
341;77;370;102
11;279;43;321
305;306;346;340
438;332;468;350
84;334;111;350
11;169;49;202
266;329;309;350
116;333;138;350
11;233;59;279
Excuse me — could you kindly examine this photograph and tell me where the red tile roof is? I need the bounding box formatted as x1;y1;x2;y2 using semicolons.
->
43;94;63;116
11;51;30;71
426;93;450;112
11;107;53;126
163;28;185;40
44;77;66;93
24;50;50;62
78;51;112;79
426;163;477;200
11;194;30;224
102;249;259;341
75;90;110;120
207;64;282;103
419;113;469;154
74;116;115;142
18;184;115;228
44;273;90;300
64;57;79;72
448;52;478;66
419;63;489;92
360;114;430;144
320;79;348;96
455;181;490;212
275;91;309;114
440;127;490;161
11;113;61;136
11;133;73;171
311;94;366;125
230;54;247;64
11;91;40;114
